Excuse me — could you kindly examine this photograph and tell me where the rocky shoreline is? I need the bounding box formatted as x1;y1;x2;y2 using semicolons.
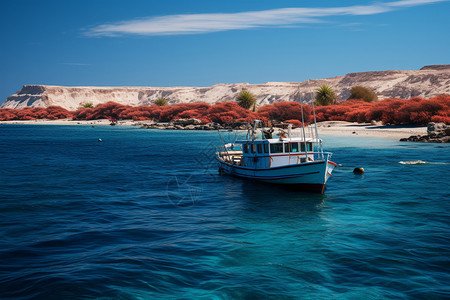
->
141;119;449;143
400;122;450;143
139;118;252;131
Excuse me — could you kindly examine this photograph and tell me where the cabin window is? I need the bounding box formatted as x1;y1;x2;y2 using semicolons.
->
285;142;299;153
270;143;283;153
299;142;312;152
257;144;263;153
264;144;269;153
251;143;256;153
300;143;306;152
243;144;248;153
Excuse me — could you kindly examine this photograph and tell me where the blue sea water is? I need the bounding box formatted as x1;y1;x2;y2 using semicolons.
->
0;124;449;299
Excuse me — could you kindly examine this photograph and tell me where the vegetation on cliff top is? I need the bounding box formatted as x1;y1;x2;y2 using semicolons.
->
154;97;168;106
348;86;378;102
315;85;337;106
1;95;449;125
236;90;256;111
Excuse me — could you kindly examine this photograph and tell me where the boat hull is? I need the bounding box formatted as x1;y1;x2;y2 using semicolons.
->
217;157;336;193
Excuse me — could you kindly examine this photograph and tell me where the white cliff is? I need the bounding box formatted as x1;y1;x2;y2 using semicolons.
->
2;65;449;110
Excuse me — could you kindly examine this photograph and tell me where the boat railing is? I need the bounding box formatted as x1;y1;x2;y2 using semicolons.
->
313;151;332;162
216;146;243;164
284;125;317;139
216;147;331;159
288;151;331;163
216;148;331;165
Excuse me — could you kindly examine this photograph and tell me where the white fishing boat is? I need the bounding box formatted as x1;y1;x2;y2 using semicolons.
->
216;120;337;193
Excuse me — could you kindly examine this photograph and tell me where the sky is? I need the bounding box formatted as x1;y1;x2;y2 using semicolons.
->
1;0;449;104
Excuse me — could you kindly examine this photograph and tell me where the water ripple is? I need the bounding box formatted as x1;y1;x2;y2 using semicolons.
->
0;126;449;299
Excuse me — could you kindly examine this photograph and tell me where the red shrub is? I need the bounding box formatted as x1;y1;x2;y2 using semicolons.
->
0;106;73;120
345;109;369;123
206;102;259;124
116;105;161;120
315;112;326;122
0;108;18;120
29;107;48;119
157;102;210;121
88;102;125;120
1;95;448;125
72;108;92;120
284;119;305;128
310;96;450;125
16;108;36;120
431;115;450;123
258;102;312;123
45;106;73;120
177;109;201;119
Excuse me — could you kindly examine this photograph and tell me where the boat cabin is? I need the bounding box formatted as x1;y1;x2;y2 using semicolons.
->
219;137;321;169
215;120;335;192
238;137;318;168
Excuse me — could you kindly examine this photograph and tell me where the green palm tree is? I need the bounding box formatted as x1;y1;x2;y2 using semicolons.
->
315;85;337;106
236;90;256;110
154;97;168;106
80;102;94;109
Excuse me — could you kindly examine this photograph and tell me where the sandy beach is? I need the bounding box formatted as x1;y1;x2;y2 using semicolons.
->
315;121;427;140
0;119;136;126
0;119;427;140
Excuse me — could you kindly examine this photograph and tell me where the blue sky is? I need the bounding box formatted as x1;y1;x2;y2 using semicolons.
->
1;0;449;104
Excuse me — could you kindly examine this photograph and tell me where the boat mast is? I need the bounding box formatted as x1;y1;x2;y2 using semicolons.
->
252;120;260;142
309;81;324;160
299;94;308;162
295;87;308;162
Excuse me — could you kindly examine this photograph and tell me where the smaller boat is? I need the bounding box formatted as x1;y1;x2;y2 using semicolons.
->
216;120;337;193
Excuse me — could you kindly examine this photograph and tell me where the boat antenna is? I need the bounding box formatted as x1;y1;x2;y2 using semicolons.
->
308;81;324;160
298;88;308;161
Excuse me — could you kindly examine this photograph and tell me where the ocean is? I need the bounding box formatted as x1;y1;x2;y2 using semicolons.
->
0;124;449;299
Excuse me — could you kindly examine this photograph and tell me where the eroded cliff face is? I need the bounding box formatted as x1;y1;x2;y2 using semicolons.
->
3;66;449;110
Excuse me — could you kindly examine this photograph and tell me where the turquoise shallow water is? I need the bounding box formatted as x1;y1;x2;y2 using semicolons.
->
0;125;449;299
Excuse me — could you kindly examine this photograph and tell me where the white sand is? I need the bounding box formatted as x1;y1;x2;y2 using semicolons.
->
0;119;427;139
315;121;427;139
0;119;139;126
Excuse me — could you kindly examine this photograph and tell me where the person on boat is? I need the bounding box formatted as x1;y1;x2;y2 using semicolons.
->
263;127;274;139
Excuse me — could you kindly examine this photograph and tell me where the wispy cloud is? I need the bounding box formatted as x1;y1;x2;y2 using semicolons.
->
85;0;448;37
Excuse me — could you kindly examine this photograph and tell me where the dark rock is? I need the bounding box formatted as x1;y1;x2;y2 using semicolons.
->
184;125;196;130
173;118;202;126
401;122;449;143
